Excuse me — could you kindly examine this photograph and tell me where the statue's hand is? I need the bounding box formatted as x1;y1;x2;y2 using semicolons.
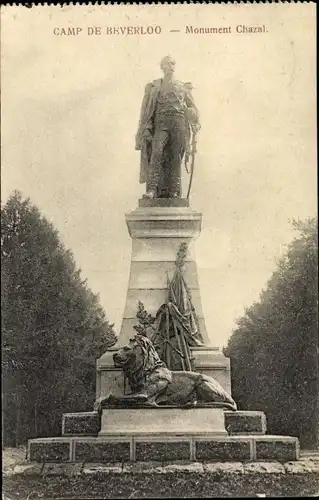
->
143;129;153;143
192;123;201;134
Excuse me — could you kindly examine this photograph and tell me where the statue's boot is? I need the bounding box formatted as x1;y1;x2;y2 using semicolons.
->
169;176;181;198
142;190;156;199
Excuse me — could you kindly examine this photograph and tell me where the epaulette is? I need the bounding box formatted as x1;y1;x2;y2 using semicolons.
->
184;82;193;91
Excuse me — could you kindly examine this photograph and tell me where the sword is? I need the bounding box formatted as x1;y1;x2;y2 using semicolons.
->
186;130;197;199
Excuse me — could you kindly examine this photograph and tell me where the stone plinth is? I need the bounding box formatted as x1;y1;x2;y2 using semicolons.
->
99;408;227;437
96;202;231;402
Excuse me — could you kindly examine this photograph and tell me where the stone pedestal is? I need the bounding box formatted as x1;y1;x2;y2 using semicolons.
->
96;200;231;402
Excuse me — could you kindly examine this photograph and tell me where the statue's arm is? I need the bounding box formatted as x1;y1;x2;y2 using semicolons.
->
135;83;154;150
184;86;201;132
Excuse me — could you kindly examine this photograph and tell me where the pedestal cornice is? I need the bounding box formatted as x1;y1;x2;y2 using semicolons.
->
126;206;202;239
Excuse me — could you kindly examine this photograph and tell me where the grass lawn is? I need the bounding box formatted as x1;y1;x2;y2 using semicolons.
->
3;446;319;499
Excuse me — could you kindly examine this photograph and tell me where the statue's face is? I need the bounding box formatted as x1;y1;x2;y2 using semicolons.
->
161;57;175;77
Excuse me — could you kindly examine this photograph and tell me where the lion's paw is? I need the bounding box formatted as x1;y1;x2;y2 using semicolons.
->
143;400;158;407
182;400;197;408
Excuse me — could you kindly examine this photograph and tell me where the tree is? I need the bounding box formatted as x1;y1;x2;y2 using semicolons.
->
1;191;117;446
224;217;318;449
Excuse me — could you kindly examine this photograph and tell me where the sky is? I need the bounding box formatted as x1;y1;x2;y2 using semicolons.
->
1;3;316;348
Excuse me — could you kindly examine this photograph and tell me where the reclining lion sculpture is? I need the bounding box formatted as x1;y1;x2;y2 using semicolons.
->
95;334;237;411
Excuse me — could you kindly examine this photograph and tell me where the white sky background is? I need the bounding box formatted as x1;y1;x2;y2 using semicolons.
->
1;4;316;348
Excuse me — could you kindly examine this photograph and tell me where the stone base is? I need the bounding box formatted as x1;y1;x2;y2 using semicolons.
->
62;410;267;437
28;435;300;463
138;198;189;208
99;408;227;437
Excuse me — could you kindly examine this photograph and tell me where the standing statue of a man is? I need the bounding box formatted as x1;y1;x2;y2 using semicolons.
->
135;56;200;199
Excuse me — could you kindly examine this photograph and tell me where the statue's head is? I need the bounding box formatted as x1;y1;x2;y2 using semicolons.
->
160;55;176;77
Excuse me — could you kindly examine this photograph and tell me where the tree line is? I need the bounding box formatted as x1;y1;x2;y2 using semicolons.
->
1;192;117;447
224;217;318;449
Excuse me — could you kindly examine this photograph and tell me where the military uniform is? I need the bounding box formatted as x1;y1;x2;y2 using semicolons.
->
136;79;199;198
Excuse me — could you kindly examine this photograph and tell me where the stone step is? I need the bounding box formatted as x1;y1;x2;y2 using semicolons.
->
28;435;299;463
62;410;267;437
8;457;319;477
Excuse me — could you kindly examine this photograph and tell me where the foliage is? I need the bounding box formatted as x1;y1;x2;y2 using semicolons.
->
133;301;155;336
1;191;117;446
224;217;318;448
175;241;188;269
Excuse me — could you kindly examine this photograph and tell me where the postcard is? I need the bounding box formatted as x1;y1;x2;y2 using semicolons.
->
2;3;317;498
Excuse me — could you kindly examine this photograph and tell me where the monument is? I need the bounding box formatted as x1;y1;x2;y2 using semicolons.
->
27;57;300;464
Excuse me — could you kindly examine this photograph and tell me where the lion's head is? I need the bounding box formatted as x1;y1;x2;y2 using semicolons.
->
113;334;164;392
